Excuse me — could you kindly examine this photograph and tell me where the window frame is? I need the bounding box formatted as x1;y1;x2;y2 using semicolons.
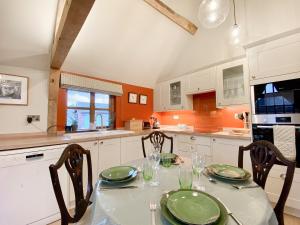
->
66;90;114;130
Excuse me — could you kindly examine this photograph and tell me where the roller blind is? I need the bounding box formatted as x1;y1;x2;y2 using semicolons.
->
60;73;123;96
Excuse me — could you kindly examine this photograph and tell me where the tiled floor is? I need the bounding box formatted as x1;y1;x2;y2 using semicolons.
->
49;214;300;225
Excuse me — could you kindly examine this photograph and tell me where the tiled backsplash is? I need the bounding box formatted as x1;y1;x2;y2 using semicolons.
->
153;92;249;130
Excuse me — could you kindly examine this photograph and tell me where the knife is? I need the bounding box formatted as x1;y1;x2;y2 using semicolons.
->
99;185;138;190
217;198;243;225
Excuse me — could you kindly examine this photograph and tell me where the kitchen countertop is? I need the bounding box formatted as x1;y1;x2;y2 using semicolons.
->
0;128;251;152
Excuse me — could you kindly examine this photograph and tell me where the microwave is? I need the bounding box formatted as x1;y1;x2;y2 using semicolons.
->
251;78;300;124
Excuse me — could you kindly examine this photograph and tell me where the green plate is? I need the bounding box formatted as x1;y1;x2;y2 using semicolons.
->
160;153;178;163
161;190;228;225
100;166;137;181
209;164;246;179
166;190;220;225
100;170;138;186
206;165;251;182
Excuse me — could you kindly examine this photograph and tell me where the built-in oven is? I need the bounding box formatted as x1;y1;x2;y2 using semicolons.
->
251;78;300;167
252;123;300;167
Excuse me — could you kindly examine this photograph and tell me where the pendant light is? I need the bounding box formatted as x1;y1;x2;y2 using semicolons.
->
230;0;240;44
197;0;230;29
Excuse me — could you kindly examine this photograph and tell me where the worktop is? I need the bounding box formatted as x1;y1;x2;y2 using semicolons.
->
0;128;251;152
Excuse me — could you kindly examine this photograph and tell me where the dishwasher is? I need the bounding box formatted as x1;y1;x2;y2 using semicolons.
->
0;144;68;225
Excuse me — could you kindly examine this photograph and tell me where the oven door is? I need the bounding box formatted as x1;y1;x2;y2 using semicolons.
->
252;124;300;167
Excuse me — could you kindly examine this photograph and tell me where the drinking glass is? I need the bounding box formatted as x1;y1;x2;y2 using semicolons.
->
148;149;160;186
192;152;206;190
178;166;193;189
161;154;172;168
143;160;153;183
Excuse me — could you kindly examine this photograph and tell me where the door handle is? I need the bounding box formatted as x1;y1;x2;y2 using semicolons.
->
26;153;44;160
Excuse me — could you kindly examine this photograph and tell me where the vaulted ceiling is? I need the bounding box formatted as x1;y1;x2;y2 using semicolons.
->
62;0;199;88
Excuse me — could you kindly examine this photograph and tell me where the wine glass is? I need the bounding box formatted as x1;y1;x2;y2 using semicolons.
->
192;152;206;190
148;146;160;186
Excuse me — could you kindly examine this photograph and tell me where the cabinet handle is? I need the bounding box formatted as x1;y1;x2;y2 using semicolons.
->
100;141;103;144
252;75;256;79
280;173;286;180
94;142;98;145
190;136;196;140
26;153;44;160
212;138;216;142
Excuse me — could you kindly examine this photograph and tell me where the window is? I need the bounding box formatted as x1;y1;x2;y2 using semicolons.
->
66;90;114;130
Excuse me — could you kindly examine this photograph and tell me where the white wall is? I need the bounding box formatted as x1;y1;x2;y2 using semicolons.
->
0;65;49;134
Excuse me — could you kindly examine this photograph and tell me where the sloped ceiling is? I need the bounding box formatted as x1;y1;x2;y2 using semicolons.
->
0;0;58;70
62;0;199;88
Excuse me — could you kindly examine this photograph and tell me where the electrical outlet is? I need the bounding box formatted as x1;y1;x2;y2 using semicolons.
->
27;115;40;123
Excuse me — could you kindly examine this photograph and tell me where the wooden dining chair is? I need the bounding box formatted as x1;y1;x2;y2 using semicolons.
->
49;144;93;225
238;140;296;225
141;131;173;158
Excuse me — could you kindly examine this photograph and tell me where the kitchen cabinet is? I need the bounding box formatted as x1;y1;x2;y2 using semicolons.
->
186;67;216;95
154;77;193;112
247;32;300;85
265;166;300;214
162;132;178;154
177;135;212;163
98;138;121;172
121;136;145;164
69;141;99;208
216;58;249;107
211;137;251;170
0;145;68;225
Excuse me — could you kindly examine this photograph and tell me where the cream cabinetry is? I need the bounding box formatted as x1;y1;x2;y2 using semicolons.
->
177;135;212;163
247;32;300;84
186;67;216;95
154;77;193;112
216;58;250;107
98;138;121;172
121;136;145;163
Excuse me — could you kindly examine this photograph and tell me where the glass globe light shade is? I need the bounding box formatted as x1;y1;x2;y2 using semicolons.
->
197;0;230;29
231;24;240;38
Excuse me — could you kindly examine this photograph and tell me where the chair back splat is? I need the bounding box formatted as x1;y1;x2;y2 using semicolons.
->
49;144;93;225
239;140;296;225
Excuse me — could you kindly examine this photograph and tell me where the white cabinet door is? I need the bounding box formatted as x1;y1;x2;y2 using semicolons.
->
98;138;121;172
187;67;216;94
121;136;144;164
0;145;68;225
216;58;249;107
69;141;99;208
265;166;300;212
247;32;300;83
211;138;251;170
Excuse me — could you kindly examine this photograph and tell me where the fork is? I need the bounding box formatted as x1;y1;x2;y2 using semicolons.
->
232;184;260;190
149;202;157;225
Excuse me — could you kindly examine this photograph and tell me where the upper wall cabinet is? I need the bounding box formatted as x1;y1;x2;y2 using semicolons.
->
216;58;249;108
247;32;300;85
186;67;217;95
154;77;193;112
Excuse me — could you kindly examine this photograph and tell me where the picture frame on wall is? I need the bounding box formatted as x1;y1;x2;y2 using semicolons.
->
139;94;147;105
0;73;28;105
128;92;138;104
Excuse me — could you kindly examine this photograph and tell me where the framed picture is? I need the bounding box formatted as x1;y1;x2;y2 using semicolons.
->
139;94;147;105
128;92;138;104
0;73;28;105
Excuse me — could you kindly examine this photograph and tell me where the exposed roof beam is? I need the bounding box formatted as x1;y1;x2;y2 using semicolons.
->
51;0;95;69
144;0;198;35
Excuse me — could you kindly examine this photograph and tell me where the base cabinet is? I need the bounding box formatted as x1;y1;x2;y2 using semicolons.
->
121;136;145;164
98;138;121;172
0;145;68;225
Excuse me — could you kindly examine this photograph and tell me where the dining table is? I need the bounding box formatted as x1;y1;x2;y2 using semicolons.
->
86;158;278;225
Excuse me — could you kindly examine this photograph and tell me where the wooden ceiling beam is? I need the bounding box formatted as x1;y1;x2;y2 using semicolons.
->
144;0;198;35
51;0;95;69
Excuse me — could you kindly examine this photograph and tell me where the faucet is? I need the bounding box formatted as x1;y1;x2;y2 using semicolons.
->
96;113;105;130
